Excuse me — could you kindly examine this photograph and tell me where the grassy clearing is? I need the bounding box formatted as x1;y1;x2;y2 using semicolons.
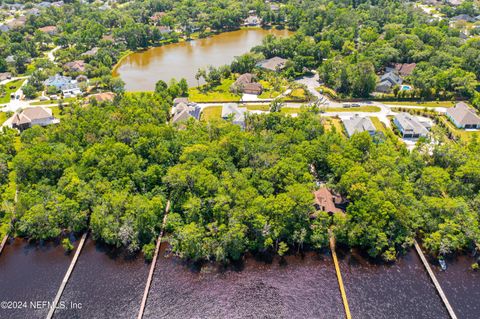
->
0;112;7;125
382;101;455;108
324;117;345;135
0;79;25;104
326;105;381;112
258;80;283;99
287;88;308;101
369;116;387;134
246;104;269;111
188;79;241;102
281;107;302;114
30;97;78;106
201;106;222;121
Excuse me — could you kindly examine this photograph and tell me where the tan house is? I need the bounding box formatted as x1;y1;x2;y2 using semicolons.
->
231;73;263;95
89;92;116;103
38;25;58;35
64;60;86;73
10;107;59;131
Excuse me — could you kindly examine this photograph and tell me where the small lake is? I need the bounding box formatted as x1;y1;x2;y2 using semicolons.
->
113;28;292;91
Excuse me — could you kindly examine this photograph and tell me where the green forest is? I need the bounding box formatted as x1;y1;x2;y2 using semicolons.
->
0;91;479;263
0;0;479;264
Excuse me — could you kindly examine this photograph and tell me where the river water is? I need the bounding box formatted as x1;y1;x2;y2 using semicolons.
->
144;243;344;319
53;236;149;319
432;254;480;319
1;238;479;318
338;248;449;319
0;237;77;319
113;28;292;91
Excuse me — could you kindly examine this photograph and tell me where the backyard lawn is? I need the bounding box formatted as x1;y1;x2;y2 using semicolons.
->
0;112;7;125
30;97;78;106
369;116;388;134
382;100;455;108
440;116;479;142
201;106;222;121
188;79;241;102
326;105;381;112
0;79;25;104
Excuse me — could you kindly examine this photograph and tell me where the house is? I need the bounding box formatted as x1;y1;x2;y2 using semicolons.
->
450;14;474;23
156;26;172;34
82;47;99;58
44;74;82;95
10;107;59;131
38;25;58;35
44;74;72;90
0;25;10;33
6;16;26;29
392;63;417;77
342;115;376;137
222;103;247;127
171;101;201;124
312;187;343;216
150;12;166;25
244;15;261;26
89;92;116;103
376;71;402;93
64;60;86;73
446;102;480;129
257;57;288;72
231;73;263;95
0;72;12;82
5;56;15;65
394;113;430;138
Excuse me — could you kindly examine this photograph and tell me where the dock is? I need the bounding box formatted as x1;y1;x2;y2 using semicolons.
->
0;234;8;255
137;200;170;319
46;231;88;319
329;231;352;319
414;240;457;319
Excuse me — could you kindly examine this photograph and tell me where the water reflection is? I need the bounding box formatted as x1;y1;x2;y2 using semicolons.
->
144;243;344;319
0;237;76;319
113;29;292;91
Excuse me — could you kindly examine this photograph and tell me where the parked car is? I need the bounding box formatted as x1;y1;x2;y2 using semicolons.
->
39;96;49;101
50;95;58;100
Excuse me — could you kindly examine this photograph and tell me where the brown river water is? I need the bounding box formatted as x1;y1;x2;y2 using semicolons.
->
112;28;292;91
1;238;479;318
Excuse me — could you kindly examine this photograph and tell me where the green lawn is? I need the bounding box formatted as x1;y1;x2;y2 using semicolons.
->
382;101;455;108
369;117;387;134
324;118;345;136
0;79;25;104
188;79;241;102
0;112;7;125
201;106;222;121
326;105;381;112
245;104;269;111
258;80;283;99
30;97;78;106
281;107;302;114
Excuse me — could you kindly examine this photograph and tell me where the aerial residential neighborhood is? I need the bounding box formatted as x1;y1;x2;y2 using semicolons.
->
0;0;480;318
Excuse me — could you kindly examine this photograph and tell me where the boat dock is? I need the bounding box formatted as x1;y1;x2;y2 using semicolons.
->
46;231;88;319
329;231;352;319
137;200;170;319
414;240;457;319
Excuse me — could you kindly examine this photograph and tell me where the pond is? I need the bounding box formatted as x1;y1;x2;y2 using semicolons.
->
113;28;292;91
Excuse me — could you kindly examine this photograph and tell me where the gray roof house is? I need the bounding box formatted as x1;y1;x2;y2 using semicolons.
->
171;102;201;124
393;113;430;138
376;71;402;93
446;102;480;129
257;57;288;72
222;103;247;127
342;115;376;137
